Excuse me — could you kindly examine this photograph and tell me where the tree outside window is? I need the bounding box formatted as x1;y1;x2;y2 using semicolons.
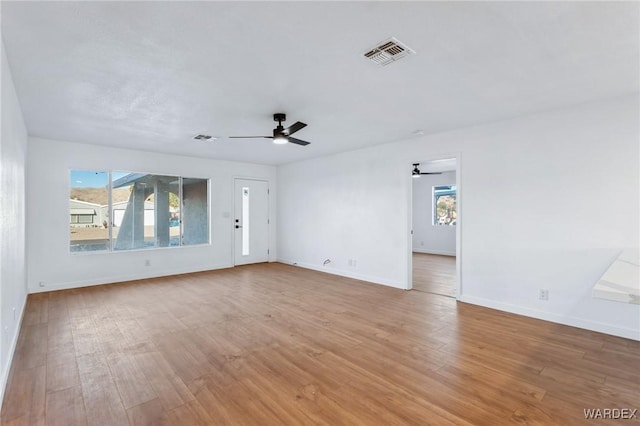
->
433;185;456;226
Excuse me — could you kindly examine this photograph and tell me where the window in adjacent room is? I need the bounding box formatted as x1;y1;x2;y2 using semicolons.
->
433;185;457;226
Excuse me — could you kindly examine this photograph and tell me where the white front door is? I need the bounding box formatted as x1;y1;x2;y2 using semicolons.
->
234;179;269;265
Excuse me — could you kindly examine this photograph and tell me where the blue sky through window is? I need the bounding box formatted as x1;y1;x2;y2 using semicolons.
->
70;170;129;188
70;170;108;188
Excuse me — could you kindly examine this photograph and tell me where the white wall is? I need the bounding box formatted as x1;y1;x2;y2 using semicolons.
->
278;149;409;288
27;137;277;293
412;171;456;256
278;95;640;340
0;40;29;406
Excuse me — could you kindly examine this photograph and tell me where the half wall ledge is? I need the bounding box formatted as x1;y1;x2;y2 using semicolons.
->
592;249;639;305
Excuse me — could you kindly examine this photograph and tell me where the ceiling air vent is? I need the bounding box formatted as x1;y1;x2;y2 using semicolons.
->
363;37;415;66
193;134;213;141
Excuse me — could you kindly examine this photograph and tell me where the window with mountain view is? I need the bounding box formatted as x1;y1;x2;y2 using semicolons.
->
70;170;110;252
69;170;209;253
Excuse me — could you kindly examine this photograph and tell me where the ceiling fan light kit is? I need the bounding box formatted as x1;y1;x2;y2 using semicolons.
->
273;134;288;145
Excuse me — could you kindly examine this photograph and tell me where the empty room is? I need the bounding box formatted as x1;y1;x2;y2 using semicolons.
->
1;1;639;425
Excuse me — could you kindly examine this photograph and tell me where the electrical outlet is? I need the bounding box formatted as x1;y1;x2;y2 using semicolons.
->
12;307;16;321
145;259;151;267
539;289;549;301
352;259;357;267
39;281;45;288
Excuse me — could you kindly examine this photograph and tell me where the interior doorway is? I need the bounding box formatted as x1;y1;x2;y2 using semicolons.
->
234;178;270;266
410;158;458;297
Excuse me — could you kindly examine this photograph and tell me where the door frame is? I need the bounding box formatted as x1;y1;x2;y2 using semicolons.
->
232;177;271;266
407;153;462;299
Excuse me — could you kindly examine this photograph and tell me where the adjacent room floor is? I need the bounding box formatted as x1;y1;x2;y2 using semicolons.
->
412;252;456;297
2;263;638;425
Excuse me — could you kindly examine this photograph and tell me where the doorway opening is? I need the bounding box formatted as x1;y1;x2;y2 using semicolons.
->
410;157;459;297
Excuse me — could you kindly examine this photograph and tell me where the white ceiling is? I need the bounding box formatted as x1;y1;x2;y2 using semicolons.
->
417;158;456;174
2;2;638;165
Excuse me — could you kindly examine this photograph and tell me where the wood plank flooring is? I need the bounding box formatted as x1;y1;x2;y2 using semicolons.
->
413;252;456;297
2;263;639;425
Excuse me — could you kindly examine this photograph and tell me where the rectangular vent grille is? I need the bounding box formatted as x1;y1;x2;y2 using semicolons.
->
193;134;213;141
364;37;415;66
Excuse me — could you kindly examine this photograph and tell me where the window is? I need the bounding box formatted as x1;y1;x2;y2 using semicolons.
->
111;172;182;250
70;171;109;252
71;214;95;224
241;187;250;255
70;170;209;253
182;178;209;246
433;185;457;226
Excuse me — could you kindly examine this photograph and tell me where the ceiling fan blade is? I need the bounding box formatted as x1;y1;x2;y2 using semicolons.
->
228;136;272;139
284;121;307;136
288;137;310;146
420;172;443;175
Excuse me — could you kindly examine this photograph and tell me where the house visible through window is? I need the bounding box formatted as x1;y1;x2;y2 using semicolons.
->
433;185;457;226
69;170;209;253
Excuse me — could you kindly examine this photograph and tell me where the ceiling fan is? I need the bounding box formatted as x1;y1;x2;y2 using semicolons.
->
412;163;442;178
229;113;310;146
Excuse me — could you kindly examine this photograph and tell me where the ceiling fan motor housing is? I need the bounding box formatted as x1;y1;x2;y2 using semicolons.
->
273;113;287;137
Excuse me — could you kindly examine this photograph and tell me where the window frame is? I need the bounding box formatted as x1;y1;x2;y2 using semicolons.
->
69;169;211;255
432;184;457;226
77;214;94;224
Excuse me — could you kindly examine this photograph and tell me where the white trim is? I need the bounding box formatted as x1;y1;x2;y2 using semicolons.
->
232;177;271;266
231;175;273;265
412;249;456;257
0;293;27;413
459;294;640;341
406;152;462;297
456;154;463;298
69;242;211;257
277;259;405;289
407;170;413;290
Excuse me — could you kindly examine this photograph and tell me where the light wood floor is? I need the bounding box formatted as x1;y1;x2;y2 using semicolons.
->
413;252;456;297
2;263;639;425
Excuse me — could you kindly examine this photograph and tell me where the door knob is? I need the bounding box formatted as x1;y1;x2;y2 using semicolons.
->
235;225;242;229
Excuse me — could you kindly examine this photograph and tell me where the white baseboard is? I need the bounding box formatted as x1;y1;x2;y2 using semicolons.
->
412;248;456;256
0;293;27;414
459;294;640;341
28;263;234;293
277;259;405;289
